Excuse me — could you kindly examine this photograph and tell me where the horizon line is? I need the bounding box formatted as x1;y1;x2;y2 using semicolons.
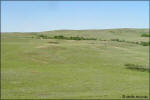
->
1;28;149;33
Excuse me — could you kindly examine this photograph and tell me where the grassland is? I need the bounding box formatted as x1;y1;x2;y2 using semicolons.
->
1;28;149;99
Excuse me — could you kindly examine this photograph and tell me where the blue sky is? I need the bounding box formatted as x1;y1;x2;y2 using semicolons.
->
1;1;149;32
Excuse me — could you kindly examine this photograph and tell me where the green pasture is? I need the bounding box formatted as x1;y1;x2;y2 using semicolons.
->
1;29;149;99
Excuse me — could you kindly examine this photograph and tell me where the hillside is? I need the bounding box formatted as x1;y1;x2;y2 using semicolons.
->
1;28;149;99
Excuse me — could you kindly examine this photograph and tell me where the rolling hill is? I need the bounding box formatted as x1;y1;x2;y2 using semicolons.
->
1;28;149;99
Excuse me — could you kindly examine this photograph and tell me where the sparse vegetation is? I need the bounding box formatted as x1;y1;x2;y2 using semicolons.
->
111;38;138;44
111;38;125;42
54;35;66;39
37;34;97;40
110;38;149;46
125;64;149;72
48;41;59;44
141;33;150;37
37;34;51;39
140;41;150;46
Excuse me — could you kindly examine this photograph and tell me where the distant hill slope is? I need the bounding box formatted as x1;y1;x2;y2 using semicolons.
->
2;28;149;42
40;28;149;42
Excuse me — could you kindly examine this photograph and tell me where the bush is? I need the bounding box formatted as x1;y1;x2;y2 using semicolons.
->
141;33;150;37
110;38;149;46
37;34;50;39
70;36;82;40
140;41;150;46
54;35;66;39
36;34;97;40
54;35;96;40
126;41;140;44
125;63;149;72
111;39;125;42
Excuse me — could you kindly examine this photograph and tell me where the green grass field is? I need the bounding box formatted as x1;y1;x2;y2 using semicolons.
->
1;28;149;99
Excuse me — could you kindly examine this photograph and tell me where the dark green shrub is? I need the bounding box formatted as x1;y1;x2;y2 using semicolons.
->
140;41;150;46
54;35;66;39
111;39;125;42
111;38;149;46
70;36;82;40
141;33;150;37
37;34;48;39
36;34;54;39
36;34;97;40
125;63;149;72
54;35;96;40
126;41;140;44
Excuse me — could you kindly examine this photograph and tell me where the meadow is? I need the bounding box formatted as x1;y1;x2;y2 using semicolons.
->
1;28;149;99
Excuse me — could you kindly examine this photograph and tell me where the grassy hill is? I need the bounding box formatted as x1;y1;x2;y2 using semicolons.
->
1;28;149;99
